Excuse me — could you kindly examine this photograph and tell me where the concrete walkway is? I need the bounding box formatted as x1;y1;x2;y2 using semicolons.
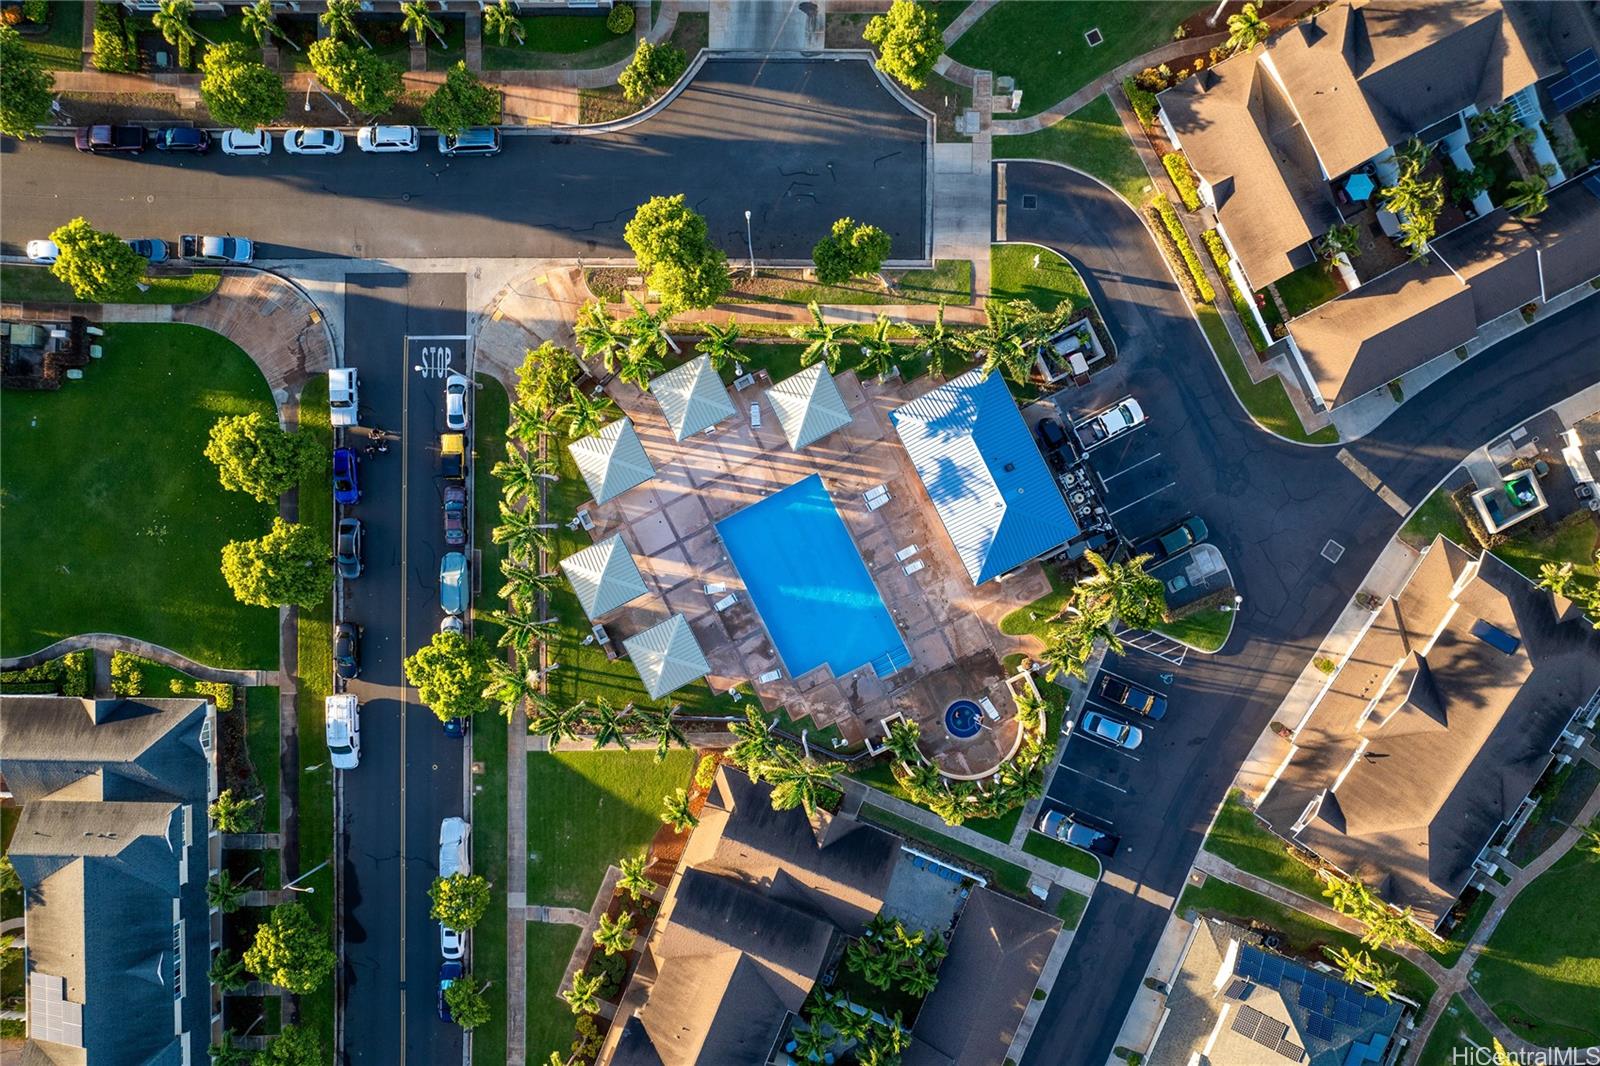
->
176;271;337;401
710;0;820;51
0;632;276;685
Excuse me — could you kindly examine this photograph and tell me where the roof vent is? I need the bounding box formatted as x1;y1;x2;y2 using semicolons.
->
1003;462;1016;472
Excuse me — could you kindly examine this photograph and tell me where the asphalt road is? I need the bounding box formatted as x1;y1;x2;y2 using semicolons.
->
1001;162;1600;1066
0;59;928;261
338;272;470;1066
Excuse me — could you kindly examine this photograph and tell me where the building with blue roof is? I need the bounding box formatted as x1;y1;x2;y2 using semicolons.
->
891;370;1078;585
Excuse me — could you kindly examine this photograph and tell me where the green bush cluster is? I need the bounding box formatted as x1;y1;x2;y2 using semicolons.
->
170;677;236;711
1123;77;1159;129
110;651;146;696
606;3;635;34
617;39;686;103
0;651;93;697
22;0;51;24
1162;153;1202;211
92;3;139;73
1201;229;1268;351
1149;201;1215;304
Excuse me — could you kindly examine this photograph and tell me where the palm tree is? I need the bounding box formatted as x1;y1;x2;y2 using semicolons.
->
529;700;587;744
791;1021;834;1063
899;961;939;998
481;0;525;46
660;787;699;832
493;499;553;560
483;658;539;718
622;293;681;362
320;0;370;46
486;609;553;658
554;384;616;438
766;756;844;817
208;947;249;992
634;704;689;761
1323;944;1369;985
905;300;967;380
972;300;1036;384
507;401;551;445
1470;105;1535;156
1318;222;1360;265
1226;2;1269;54
498;558;557;610
616;344;665;391
562;970;604;1014
401;0;448;49
209;1031;253;1066
206;870;249;913
1504;172;1550;219
695;319;743;374
208;789;259;834
1322;872;1377;917
617;854;655;901
883;718;923;766
1038;619;1098;682
1076;549;1167;630
790;301;850;371
1576;819;1600;857
584;697;633;751
856;314;899;380
592;912;636;956
575;301;628;375
492;443;546;505
726;707;781;781
153;0;203;67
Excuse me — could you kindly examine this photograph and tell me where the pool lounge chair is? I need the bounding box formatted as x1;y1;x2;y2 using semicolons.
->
979;696;999;720
750;402;761;428
903;559;925;576
864;483;888;502
714;593;738;612
867;491;891;511
895;544;919;562
757;669;782;683
704;582;728;595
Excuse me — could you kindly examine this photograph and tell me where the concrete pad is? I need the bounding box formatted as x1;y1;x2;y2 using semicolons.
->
664;492;712;539
640;543;692;594
631;510;676;555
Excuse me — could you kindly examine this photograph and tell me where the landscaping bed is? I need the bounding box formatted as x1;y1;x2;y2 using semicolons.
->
586;260;973;307
1153;601;1233;652
245;685;281;840
1264;260;1343;320
576;13;708;125
994;95;1153;208
1506;760;1600;868
0;265;221;306
1020;830;1102;881
1194;304;1339;445
1492;512;1600;602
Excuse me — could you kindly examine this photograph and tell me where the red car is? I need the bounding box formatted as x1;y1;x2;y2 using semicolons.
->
443;484;466;546
75;125;146;154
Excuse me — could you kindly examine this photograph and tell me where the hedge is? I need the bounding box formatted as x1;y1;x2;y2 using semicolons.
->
1149;201;1215;304
1201;229;1269;352
1123;77;1158;129
1163;153;1202;211
0;651;94;697
92;3;139;73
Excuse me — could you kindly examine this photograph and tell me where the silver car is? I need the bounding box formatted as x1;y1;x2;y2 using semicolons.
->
284;127;345;155
439;552;468;615
1079;711;1143;750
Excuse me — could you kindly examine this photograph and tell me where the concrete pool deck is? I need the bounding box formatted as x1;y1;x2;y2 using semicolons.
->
574;360;1050;777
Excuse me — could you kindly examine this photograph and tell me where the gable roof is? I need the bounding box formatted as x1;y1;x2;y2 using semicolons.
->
622;615;711;700
560;534;649;620
892;371;1078;584
764;364;853;451
570;418;656;505
650;354;736;441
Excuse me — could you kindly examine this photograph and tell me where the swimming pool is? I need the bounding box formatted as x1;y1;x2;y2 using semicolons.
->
716;474;910;679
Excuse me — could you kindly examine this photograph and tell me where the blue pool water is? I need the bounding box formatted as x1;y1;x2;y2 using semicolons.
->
945;700;982;739
717;474;910;679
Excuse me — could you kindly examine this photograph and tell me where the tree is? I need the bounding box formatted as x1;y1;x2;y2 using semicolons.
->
1076;549;1167;630
430;872;492;931
0;24;54;140
0;934;19;973
726;706;781;781
404;630;496;722
528;701;587;745
1226;2;1269;54
516;339;582;414
884;718;923;766
401;0;448;48
621;293;681;365
593;911;636;956
0;854;20;895
200;41;286;131
1318;222;1360;265
904;301;967;380
488;609;555;660
562;969;605;1014
622;194;730;310
209;1031;254;1066
241;0;297;51
308;37;403;116
1470;105;1535;156
660;787;698;832
1037;615;1101;682
208;947;250;992
208;789;260;834
618;854;655;901
494;498;553;560
792;1020;835;1063
257;1025;324;1066
766;756;844;817
972;299;1037;385
617;39;687;103
634;704;689;761
1379;146;1444;259
583;696;633;751
46;217;145;302
695;319;743;374
484;657;539;720
497;559;556;613
791;301;850;372
1504;172;1550;219
575;300;629;375
222;517;334;609
244;902;336;994
812;217;893;286
856;314;899;380
423;61;499;137
492;442;552;505
153;0;201;68
553;384;616;438
483;0;525;46
445;979;492;1029
863;0;943;90
205;411;321;502
319;0;370;47
206;869;250;912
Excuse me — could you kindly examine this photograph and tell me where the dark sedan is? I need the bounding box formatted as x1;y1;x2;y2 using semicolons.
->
1097;673;1168;720
334;622;361;680
1038;809;1120;857
443;484;467;546
333;448;360;504
74;125;145;154
437;961;464;1022
153;127;211;153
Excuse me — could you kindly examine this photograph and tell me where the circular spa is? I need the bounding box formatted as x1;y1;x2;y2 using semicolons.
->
944;699;983;739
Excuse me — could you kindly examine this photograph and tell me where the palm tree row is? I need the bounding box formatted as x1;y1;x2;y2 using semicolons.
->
845;915;947;996
799;990;910;1066
1036;549;1168;684
575;298;680;391
720;706;846;817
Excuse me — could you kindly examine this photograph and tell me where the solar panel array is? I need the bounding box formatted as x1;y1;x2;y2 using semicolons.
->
1585;173;1600;204
1233;944;1396;1054
1550;50;1600;112
1306;1012;1337;1041
1225;977;1252;1001
1231;1004;1305;1061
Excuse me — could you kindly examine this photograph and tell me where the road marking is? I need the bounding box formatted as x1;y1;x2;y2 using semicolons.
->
1099;453;1162;482
1056;764;1130;793
398;344;411;1051
1108;482;1175;516
1335;448;1410;516
1114;627;1188;666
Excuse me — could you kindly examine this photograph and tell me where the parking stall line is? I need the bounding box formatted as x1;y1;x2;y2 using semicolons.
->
1114;628;1189;665
1057;764;1131;793
1098;453;1162;482
1108;482;1176;516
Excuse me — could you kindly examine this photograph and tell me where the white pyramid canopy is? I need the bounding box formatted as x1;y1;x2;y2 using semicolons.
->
623;614;711;700
650;354;736;441
569;417;655;504
765;363;852;450
560;535;649;621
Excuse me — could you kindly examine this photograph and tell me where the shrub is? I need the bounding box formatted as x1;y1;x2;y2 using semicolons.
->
173;678;236;711
92;3;139;73
110;652;145;697
1123;76;1158;129
1162;153;1201;211
617;39;686;104
1453;485;1504;550
692;753;719;791
1149;201;1215;304
23;0;51;22
606;3;635;34
62;651;93;697
1201;229;1267;351
586;951;626;999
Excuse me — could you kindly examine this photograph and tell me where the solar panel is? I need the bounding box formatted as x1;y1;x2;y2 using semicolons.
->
1226;978;1252;1001
1344;981;1368;1003
1298;983;1322;1008
1260;956;1286;987
1253;1017;1290;1050
1550;49;1600;112
1323;993;1339;1014
1301;972;1324;993
1278;1039;1306;1061
1233;1004;1266;1038
1238;947;1264;980
1306;1013;1337;1041
1282;961;1308;989
1363;995;1388;1016
1336;1000;1364;1025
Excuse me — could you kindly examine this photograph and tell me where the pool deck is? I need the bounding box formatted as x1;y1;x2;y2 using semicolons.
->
575;361;1049;777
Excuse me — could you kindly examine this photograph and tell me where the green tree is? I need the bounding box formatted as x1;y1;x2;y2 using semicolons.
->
209;1031;253;1066
430;872;492;931
812;217;893;285
582;696;633;751
423;61;498;137
553;383;616;438
790;301;850;371
562;969;605;1014
792;1020;835;1063
483;0;525;46
319;0;370;47
528;700;587;745
208;789;260;834
634;704;689;761
308;37;403;116
1504;172;1550;219
483;656;540;720
862;0;943;90
905;300;967;380
0;24;54;140
401;0;448;48
617;855;654;901
593;911;636;956
516;339;582;414
1318;222;1360;265
1037;614;1101;682
153;0;201;68
257;1024;324;1066
493;497;553;560
46;216;146;302
575;300;630;375
445;978;492;1029
726;706;781;781
206;869;250;913
972;299;1037;385
0;854;20;895
208;947;250;992
1470;105;1535;155
403;630;496;722
694;319;743;374
766;755;844;817
856;314;899;380
1076;549;1167;630
660;787;698;832
617;39;686;103
243;902;336;994
883;718;923;766
492;441;555;504
200;41;286;131
221;517;334;609
205;411;322;502
241;0;297;51
1226;2;1269;53
623;194;730;310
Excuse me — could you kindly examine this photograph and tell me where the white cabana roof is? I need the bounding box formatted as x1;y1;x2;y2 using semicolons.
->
764;363;852;450
559;535;648;621
569;417;655;504
623;614;711;700
650;354;736;441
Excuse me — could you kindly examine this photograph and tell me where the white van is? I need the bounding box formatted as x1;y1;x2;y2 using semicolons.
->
329;367;359;428
325;694;360;770
439;817;470;878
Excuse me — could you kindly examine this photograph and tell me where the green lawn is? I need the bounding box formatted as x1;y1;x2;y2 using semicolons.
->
1492;512;1600;600
525;750;696;909
895;259;975;304
999;568;1069;638
1055;889;1089;930
1021;831;1103;881
0;265;221;305
858;803;1034;896
1153;606;1233;652
1202;791;1327;901
422;18;470;71
1474;844;1600;1047
15;3;84;70
1414;996;1497;1066
1265;261;1343;319
0;323;279;668
1401;488;1472;551
1195;304;1339;445
245;685;281;834
484;14;636;70
990;243;1091;313
948;1;1199;119
994;95;1154;207
525;923;584;1063
1431;889;1494;970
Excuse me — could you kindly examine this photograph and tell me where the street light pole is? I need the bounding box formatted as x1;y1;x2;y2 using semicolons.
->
304;77;313;113
284;858;330;894
744;210;756;278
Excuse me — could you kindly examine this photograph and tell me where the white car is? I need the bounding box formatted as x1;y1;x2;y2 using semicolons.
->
284;128;345;155
328;367;359;428
444;373;470;431
1073;396;1147;450
325;694;361;770
440;923;465;960
25;240;59;264
220;128;273;156
1080;710;1143;751
439;817;470;879
357;125;419;153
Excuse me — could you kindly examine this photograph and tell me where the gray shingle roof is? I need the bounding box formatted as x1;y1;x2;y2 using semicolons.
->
650;355;736;441
623;615;711;700
764;364;853;451
560;534;649;620
570;418;656;505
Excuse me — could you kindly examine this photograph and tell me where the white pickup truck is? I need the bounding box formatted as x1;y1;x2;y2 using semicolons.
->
180;234;254;264
1073;396;1146;450
328;367;359;428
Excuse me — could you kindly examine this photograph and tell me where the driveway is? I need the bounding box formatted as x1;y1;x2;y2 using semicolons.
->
997;161;1600;1066
0;59;926;261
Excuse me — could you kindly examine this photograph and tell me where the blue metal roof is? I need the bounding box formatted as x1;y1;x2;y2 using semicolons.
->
891;370;1078;584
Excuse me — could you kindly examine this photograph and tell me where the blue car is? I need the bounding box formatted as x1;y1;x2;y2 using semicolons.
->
443;716;467;738
333;448;360;504
437;960;464;1022
154;127;211;153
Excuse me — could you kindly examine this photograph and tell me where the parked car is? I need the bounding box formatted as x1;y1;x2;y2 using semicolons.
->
442;716;467;738
334;622;361;680
437;960;463;1022
443;484;467;546
153;127;210;153
220;128;273;156
439;615;465;636
439;817;470;878
438;128;501;156
124;238;169;264
1073;396;1146;450
444;372;470;431
284;127;345;155
440;433;465;480
328;367;359;428
439;551;468;615
324;694;361;769
333;448;360;504
25;240;59;264
1097;673;1168;720
336;517;364;580
1035;417;1071;456
440;923;464;961
1132;515;1209;564
180;234;253;264
357;125;419;153
1038;809;1120;858
1079;710;1143;750
75;125;145;154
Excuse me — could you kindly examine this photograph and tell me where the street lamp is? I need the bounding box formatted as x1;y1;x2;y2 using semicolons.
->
744;210;756;278
284;858;330;894
304;78;313;113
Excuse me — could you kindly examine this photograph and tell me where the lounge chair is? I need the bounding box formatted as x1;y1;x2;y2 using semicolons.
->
979;696;999;720
757;669;782;684
868;492;892;512
894;544;919;562
902;559;925;576
714;593;738;612
750;402;761;428
704;582;728;595
864;483;888;502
